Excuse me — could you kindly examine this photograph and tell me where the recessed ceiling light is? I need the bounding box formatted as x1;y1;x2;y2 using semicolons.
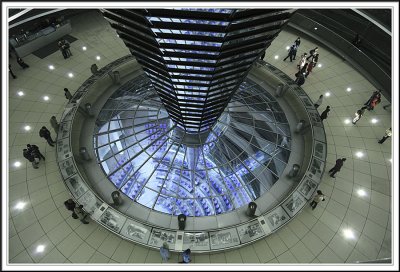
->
325;92;331;97
371;118;378;124
15;202;26;210
36;245;45;253
314;27;318;30
346;87;352;92
48;65;55;70
343;228;355;239
43;96;49;101
317;63;322;67
14;161;22;167
17;91;24;96
344;119;351;124
68;73;74;78
24;125;31;131
357;189;367;197
274;55;279;59
389;158;392;163
355;151;364;158
286;46;290;50
82;46;87;51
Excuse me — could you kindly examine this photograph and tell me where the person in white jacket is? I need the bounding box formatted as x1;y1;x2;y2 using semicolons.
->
297;53;307;70
314;95;324;109
378;128;392;144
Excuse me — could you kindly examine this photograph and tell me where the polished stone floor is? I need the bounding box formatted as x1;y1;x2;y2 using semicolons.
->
7;10;392;264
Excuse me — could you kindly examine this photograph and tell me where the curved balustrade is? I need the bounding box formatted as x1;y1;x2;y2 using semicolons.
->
56;55;327;253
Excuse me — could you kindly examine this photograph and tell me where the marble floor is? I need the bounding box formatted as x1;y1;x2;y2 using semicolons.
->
6;10;394;266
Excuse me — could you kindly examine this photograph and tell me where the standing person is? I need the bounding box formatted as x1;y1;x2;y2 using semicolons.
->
378;128;392;144
50;116;60;134
160;242;170;262
314;95;324;109
306;47;318;61
352;106;367;124
310;190;325;210
305;61;314;77
27;144;45;161
299;62;309;75
368;96;381;111
74;205;89;224
63;39;72;57
364;90;381;107
292;37;301;60
294;72;305;86
58;40;68;59
23;148;37;169
9;64;17;79
297;53;307;70
294;37;301;48
328;158;346;178
17;57;29;69
64;88;73;101
179;248;191;264
64;199;79;219
320;106;330;121
260;49;266;60
283;44;297;62
312;53;319;67
39;126;55;147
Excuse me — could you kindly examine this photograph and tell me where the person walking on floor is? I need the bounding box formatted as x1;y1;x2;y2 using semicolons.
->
306;47;318;61
260;49;266;60
179;248;191;263
368;96;381;111
27;144;45;161
64;88;73;101
352;106;367;124
378;128;392;144
74;205;89;224
311;53;319;67
305;61;314;77
50;116;60;134
294;37;301;48
314;95;324;109
64;199;79;219
17;57;29;69
364;90;381;108
9;64;17;79
39;126;55;147
310;190;325;210
320;106;330;121
283;44;297;62
160;242;170;262
58;40;68;59
23;148;38;169
294;72;305;86
328;158;346;178
62;39;72;57
297;53;307;70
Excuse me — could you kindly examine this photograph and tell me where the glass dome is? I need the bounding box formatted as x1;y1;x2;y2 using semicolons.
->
94;75;291;217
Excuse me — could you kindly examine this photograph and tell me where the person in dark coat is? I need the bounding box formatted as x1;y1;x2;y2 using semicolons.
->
64;88;73;101
305;61;314;77
58;40;68;59
39;126;55;146
9;64;17;79
260;49;266;60
320;106;330;121
294;37;301;48
17;57;29;69
294;72;305;86
64;199;79;219
27;144;45;160
23;148;38;169
283;44;297;62
364;90;381;107
179;248;191;263
328;158;346;178
306;47;318;61
311;53;319;66
74;205;89;224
